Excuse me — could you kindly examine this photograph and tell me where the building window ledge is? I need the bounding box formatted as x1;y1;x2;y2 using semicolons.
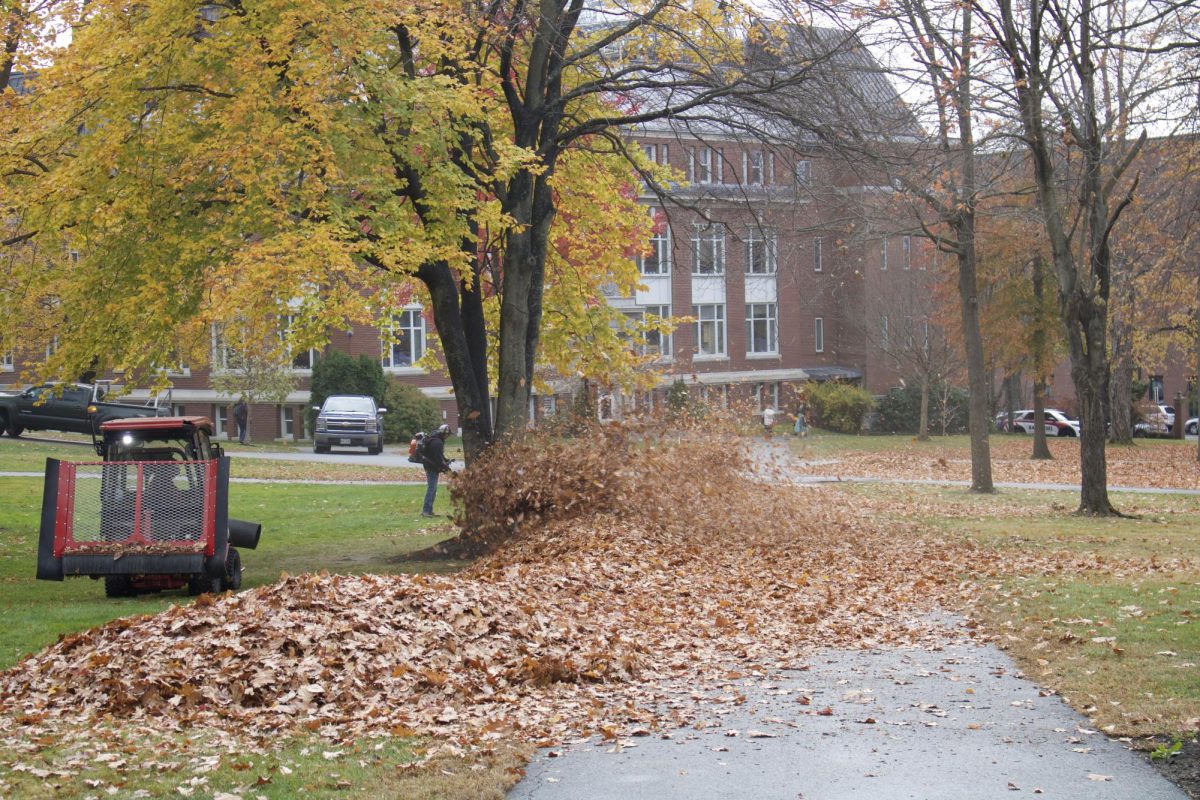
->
384;366;426;376
745;353;781;360
692;355;729;363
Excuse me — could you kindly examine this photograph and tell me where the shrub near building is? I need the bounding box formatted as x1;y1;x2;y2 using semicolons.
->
383;382;442;444
807;381;876;434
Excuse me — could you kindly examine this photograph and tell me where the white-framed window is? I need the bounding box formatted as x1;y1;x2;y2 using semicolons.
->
923;320;931;352
213;404;229;439
768;152;776;183
639;210;671;275
881;237;889;271
794;160;811;186
694;303;726;357
745;227;777;274
642;304;672;359
598;392;617;422
692;224;725;275
382;307;425;368
211;323;243;371
45;336;59;359
280;314;318;370
814;237;824;272
903;236;912;270
0;350;12;372
880;315;890;348
641;143;668;179
756;381;780;410
905;315;915;348
280;406;296;440
746;303;778;355
689;146;721;184
814;317;825;353
746;150;764;185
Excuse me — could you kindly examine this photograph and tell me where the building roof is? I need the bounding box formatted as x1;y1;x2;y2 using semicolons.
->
629;26;918;145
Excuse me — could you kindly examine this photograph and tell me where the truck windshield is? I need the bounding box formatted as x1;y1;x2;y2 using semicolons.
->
324;397;374;413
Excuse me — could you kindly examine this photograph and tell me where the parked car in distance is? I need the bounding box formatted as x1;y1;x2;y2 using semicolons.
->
996;409;1056;436
1186;418;1198;436
1140;404;1175;434
1005;409;1080;437
312;395;387;455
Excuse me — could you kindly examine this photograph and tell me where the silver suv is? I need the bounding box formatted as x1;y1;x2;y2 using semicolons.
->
312;395;387;455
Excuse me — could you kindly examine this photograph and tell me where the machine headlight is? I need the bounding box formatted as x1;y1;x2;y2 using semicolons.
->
315;417;327;432
365;418;378;432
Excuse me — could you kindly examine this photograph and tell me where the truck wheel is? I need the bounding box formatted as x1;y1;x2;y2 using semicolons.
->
368;439;382;455
222;548;243;592
187;572;222;596
104;575;134;598
5;420;22;437
313;443;330;454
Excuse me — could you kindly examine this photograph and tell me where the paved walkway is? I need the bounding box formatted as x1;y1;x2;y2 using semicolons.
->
510;633;1185;800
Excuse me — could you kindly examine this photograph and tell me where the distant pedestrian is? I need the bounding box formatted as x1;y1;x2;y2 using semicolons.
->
762;406;777;437
233;399;248;444
793;398;808;437
421;423;454;517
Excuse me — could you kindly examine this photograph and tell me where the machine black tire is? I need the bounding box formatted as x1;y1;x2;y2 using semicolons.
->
368;437;383;455
5;418;23;437
314;443;330;454
104;575;135;598
187;572;222;596
1059;428;1075;437
222;548;243;592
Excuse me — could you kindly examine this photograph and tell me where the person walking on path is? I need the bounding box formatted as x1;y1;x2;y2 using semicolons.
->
793;397;808;437
233;399;249;444
421;424;454;517
762;406;776;438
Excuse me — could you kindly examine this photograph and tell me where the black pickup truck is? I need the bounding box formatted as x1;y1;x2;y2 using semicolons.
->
0;382;167;438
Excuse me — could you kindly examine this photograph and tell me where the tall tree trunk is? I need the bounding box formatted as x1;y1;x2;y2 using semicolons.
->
1032;377;1052;459
957;220;994;491
1070;306;1115;513
918;373;930;441
1107;266;1135;444
998;0;1119;514
1031;253;1052;459
459;240;492;452
419;260;492;463
1108;344;1133;444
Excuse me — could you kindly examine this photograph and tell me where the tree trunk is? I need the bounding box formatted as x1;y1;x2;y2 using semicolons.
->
1066;294;1116;513
459;245;492;456
957;221;994;491
1032;377;1052;459
419;260;492;463
1107;266;1135;444
1030;254;1052;460
1108;344;1133;444
918;374;930;441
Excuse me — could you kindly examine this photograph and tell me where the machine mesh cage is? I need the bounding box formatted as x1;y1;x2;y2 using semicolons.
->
54;461;216;556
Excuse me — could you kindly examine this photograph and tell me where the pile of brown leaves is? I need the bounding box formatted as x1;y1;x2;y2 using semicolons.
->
794;436;1200;489
0;426;1083;759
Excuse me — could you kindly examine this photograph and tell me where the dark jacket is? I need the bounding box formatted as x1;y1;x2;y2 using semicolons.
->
422;434;451;472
